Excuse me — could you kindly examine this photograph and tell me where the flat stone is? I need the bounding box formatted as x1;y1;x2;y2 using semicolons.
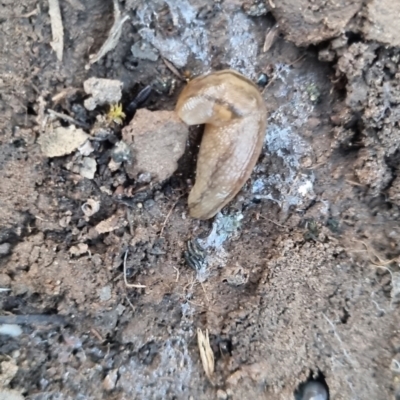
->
271;0;363;46
0;389;24;400
0;243;11;256
83;78;123;111
122;109;189;183
38;126;89;158
79;157;97;179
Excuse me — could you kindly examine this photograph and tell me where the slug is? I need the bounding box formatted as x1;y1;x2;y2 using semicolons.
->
175;70;267;220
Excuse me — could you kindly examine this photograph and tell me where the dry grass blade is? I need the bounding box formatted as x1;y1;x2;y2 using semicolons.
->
86;0;130;69
259;215;287;228
48;0;64;61
123;250;146;289
353;239;399;266
197;328;214;380
263;24;279;53
159;193;184;237
47;109;90;129
52;88;79;103
162;58;185;81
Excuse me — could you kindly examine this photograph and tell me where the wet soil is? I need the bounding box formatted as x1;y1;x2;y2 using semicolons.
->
1;0;400;399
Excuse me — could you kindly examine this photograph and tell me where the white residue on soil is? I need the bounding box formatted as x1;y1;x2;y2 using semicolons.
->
253;64;317;211
118;301;196;398
137;0;209;69
119;336;193;397
201;212;243;249
226;12;258;79
136;1;259;78
195;212;243;282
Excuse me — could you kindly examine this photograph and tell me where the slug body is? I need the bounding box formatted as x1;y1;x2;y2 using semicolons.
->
176;70;267;220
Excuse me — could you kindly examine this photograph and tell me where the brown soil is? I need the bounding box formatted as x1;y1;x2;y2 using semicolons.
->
1;0;399;399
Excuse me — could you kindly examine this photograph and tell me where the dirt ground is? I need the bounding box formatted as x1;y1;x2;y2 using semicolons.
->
1;0;400;399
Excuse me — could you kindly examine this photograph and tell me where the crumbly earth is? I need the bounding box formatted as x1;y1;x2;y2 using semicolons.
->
0;0;399;399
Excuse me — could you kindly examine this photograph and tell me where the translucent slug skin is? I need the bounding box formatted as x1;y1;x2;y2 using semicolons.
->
176;70;267;220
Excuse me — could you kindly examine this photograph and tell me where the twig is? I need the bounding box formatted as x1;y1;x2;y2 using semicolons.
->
123;250;146;288
162;58;185;81
51;88;79;103
184;275;198;292
86;0;130;69
288;54;306;67
47;109;90;129
125;295;136;312
200;282;210;303
34;215;50;222
187;300;205;308
259;215;286;228
262;74;277;94
371;299;385;315
19;9;39;18
159;194;184;237
90;328;104;342
346;179;364;187
173;266;180;283
353;239;399;266
322;313;356;366
305;161;326;170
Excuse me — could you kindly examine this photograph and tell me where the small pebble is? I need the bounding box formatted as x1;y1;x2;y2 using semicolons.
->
217;389;228;400
301;381;328;400
79;157;97;179
0;243;11;256
108;159;122;172
78;140;94;156
137;172;152;183
112;141;132;163
0;324;22;338
103;369;118;391
91;254;103;267
11;350;20;359
98;286;112;302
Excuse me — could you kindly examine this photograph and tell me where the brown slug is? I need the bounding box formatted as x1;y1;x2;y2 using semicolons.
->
175;70;267;220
